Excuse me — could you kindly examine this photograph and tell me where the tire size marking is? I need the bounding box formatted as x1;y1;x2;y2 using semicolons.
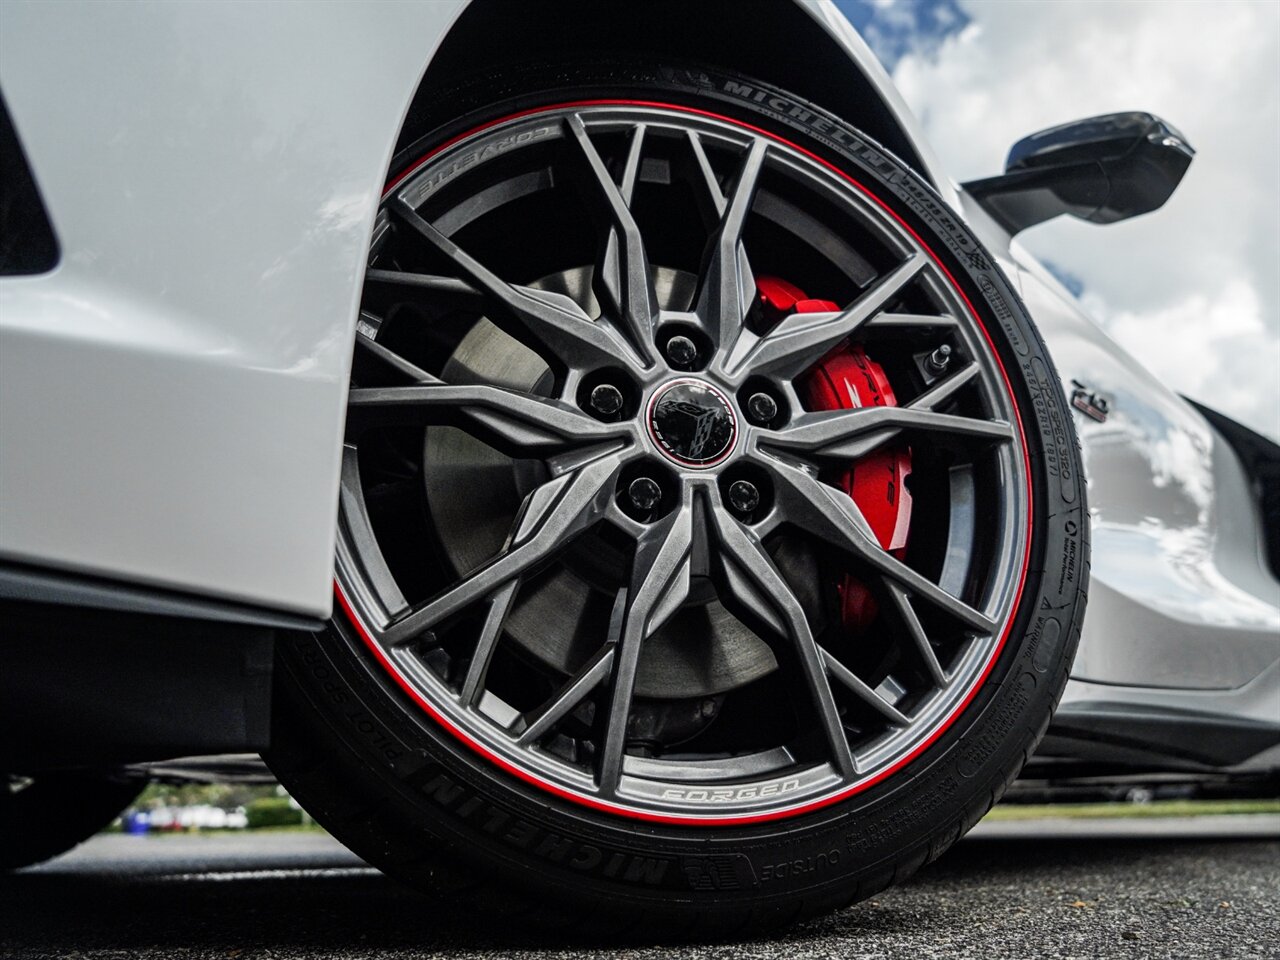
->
761;849;841;882
846;776;957;853
1024;356;1077;504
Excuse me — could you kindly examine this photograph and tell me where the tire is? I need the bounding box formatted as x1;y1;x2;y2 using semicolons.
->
1;772;142;869
267;60;1088;937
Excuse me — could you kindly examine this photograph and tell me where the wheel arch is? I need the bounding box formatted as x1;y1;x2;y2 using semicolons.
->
410;0;940;193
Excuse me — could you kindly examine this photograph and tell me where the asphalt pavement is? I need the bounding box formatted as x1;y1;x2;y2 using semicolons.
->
2;816;1277;959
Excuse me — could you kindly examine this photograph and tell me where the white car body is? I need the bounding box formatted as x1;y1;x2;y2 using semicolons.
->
1;0;1276;774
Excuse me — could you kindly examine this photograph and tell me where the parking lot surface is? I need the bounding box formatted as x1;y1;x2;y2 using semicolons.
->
3;816;1277;959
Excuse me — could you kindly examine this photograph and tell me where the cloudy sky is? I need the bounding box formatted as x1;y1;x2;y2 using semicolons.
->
837;0;1280;442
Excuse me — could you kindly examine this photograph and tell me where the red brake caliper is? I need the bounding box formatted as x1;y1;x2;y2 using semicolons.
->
758;277;913;632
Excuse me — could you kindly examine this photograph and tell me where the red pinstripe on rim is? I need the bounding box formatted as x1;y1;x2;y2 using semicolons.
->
338;100;1035;826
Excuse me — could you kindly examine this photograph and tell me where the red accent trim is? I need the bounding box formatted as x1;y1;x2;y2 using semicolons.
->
350;100;1035;826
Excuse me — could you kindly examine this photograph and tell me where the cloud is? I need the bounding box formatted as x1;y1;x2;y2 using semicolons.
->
874;0;1280;441
834;0;969;70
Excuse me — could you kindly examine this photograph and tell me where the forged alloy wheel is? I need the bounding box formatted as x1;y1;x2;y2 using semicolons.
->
341;103;1031;822
268;63;1087;935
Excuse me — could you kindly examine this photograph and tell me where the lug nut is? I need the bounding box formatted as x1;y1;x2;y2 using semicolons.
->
746;392;778;425
665;335;697;367
728;479;760;514
628;477;662;512
926;343;952;375
589;383;624;416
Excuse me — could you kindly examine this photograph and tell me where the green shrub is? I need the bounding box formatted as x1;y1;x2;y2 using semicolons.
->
245;796;303;829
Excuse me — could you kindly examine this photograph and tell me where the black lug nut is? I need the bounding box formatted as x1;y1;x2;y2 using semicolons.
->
589;383;624;416
746;392;778;425
628;477;662;513
728;479;760;514
665;335;697;367
926;344;952;375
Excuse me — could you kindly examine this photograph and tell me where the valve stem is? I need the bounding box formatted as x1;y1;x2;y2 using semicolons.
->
926;343;952;375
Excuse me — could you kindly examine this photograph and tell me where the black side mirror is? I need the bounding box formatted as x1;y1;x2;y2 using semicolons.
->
962;112;1194;236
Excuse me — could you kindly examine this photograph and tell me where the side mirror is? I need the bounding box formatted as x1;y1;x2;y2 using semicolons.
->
961;112;1193;236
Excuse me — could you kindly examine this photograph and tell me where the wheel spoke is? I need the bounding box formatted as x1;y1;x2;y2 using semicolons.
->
763;460;995;633
380;453;623;646
865;311;960;330
820;649;909;725
459;581;519;707
686;130;726;216
882;580;948;687
697;139;767;355
723;253;926;380
707;497;857;780
346;382;632;457
354;328;438;383
597;500;695;795
757;369;1014;463
566;116;657;363
759;456;879;544
515;643;616;746
388;198;644;371
914;360;981;410
364;267;484;308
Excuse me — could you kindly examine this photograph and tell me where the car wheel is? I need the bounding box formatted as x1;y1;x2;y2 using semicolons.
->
267;61;1088;936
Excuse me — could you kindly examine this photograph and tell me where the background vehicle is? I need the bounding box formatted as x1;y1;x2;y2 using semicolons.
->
1;0;1275;935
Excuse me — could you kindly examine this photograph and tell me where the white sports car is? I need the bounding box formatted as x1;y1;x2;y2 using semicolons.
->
1;0;1275;935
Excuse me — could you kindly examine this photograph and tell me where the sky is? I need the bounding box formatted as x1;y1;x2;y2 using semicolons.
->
836;0;1280;442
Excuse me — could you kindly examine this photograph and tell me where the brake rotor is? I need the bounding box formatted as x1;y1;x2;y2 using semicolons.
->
760;276;914;632
424;267;777;699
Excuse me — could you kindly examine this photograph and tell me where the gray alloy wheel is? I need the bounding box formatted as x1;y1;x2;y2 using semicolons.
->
335;104;1030;823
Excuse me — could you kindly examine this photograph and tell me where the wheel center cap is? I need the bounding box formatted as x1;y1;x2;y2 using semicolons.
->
647;378;738;468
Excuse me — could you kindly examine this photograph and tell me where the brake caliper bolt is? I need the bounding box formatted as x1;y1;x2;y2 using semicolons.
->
926;343;952;375
665;335;697;367
589;383;624;416
628;477;662;512
728;480;760;515
746;392;778;425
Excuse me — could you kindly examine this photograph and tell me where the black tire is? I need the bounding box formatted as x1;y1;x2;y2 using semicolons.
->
266;61;1088;938
1;772;142;870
